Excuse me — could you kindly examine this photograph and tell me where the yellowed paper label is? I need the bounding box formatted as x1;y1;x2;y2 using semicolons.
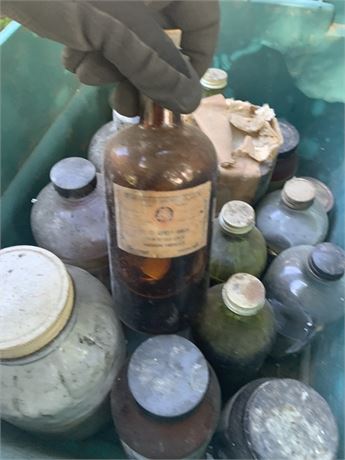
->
114;182;211;258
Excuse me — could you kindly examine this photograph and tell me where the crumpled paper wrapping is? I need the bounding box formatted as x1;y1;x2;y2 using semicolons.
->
185;95;283;212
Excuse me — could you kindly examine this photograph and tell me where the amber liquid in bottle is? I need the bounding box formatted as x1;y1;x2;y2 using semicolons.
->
104;99;217;334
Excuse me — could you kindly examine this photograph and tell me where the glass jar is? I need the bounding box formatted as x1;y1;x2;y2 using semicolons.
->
210;201;267;283
111;335;221;459
200;68;228;98
264;242;345;335
88;111;140;172
0;246;126;439
269;119;299;191
256;177;329;255
193;274;275;398
31;157;110;287
104;98;218;334
214;378;338;459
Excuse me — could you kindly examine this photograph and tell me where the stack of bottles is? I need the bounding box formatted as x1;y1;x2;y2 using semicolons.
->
1;66;343;459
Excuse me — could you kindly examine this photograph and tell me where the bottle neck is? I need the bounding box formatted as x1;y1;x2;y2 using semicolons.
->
140;97;181;128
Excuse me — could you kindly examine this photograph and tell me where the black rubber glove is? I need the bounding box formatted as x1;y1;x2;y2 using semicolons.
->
2;0;219;115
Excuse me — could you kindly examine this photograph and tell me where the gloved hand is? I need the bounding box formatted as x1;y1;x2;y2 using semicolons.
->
2;0;219;115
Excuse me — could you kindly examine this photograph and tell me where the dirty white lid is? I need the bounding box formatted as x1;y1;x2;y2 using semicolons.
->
281;177;315;209
222;273;266;316
201;68;228;89
219;200;255;235
0;246;74;359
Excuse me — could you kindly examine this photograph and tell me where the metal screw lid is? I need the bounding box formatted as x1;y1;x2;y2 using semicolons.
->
0;246;74;359
281;177;315;209
308;242;345;280
222;273;266;316
300;176;334;213
50;157;97;198
127;335;209;418
277;119;300;157
219;201;255;235
201;68;228;90
245;378;339;459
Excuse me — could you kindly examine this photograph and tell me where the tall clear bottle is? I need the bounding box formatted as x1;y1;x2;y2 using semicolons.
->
104;98;218;334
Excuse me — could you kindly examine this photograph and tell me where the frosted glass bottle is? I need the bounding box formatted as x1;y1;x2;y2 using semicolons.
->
111;335;221;459
31;157;109;286
264;243;345;346
88;111;139;172
210;201;267;283
0;246;126;439
256;177;328;255
193;274;275;397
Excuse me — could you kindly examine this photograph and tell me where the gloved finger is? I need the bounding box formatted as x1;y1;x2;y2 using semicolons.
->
110;80;140;117
63;47;124;86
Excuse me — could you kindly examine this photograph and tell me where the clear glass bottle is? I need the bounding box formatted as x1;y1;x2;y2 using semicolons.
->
0;246;126;439
214;378;338;459
256;177;329;255
104;98;218;334
88;111;140;172
264;242;345;335
193;274;276;398
200;68;228;98
111;335;221;459
210;201;267;283
31;157;109;287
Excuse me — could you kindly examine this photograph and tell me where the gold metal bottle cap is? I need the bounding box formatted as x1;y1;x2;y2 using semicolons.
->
281;177;315;210
219;200;255;235
201;68;228;90
222;273;266;316
0;246;74;359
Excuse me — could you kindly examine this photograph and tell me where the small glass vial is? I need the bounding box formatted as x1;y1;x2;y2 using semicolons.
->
256;177;329;255
269;119;299;191
31;157;109;286
200;68;228;98
0;246;126;439
264;242;345;329
193;274;275;398
111;335;221;459
214;378;338;459
88;110;140;172
210;201;267;283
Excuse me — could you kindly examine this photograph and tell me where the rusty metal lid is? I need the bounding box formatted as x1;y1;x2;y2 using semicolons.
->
219;200;255;235
222;273;266;316
281;177;315;209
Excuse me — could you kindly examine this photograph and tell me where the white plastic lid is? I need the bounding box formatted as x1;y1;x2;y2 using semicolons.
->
112;110;140;125
201;68;228;89
281;177;315;209
222;273;266;316
219;200;255;235
0;246;74;359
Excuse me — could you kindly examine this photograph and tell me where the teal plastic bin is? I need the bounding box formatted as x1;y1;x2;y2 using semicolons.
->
1;0;344;457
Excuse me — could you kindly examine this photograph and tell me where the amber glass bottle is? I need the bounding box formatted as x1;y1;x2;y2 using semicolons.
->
104;98;218;334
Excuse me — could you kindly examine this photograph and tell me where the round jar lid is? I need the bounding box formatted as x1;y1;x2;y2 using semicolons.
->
0;246;74;359
300;176;334;213
245;379;339;459
277;119;300;156
201;68;228;89
127;335;209;418
281;177;315;209
219;201;255;235
222;273;266;316
309;242;345;280
50;157;97;198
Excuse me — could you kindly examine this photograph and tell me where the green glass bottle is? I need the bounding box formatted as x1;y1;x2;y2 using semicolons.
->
200;68;228;98
210;201;267;283
193;273;276;397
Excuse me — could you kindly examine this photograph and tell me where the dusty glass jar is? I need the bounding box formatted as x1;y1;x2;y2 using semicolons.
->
214;378;338;459
0;246;126;439
264;242;345;335
111;335;221;459
200;68;228;98
193;274;275;398
301;176;334;213
31;157;109;287
256;177;329;255
210;201;267;283
104;98;218;334
88;111;140;172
